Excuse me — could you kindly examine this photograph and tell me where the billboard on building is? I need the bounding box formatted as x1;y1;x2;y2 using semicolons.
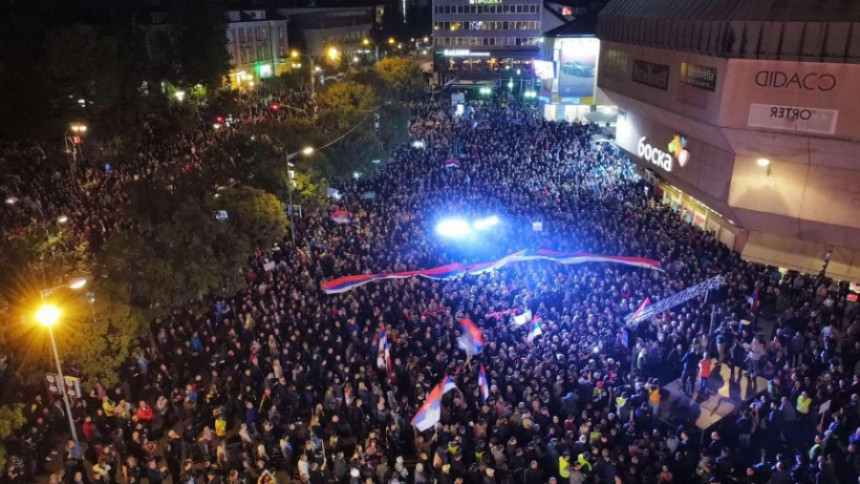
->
533;60;555;80
556;37;599;104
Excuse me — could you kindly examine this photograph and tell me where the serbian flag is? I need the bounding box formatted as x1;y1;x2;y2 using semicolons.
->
478;365;490;402
411;382;444;431
527;316;543;343
444;159;460;168
631;298;650;321
330;210;353;224
457;318;485;355
321;274;381;294
377;325;389;369
748;288;759;313
442;375;458;395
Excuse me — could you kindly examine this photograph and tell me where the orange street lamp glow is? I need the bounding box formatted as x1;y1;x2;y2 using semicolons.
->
35;305;61;327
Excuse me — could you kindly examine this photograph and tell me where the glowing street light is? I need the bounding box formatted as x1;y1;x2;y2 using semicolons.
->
174;90;186;102
57;215;68;224
5;196;18;205
388;37;396;45
285;146;316;244
327;47;341;61
35;305;61;327
36;274;88;445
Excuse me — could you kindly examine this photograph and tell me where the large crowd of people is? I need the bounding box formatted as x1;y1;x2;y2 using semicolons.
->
1;94;859;484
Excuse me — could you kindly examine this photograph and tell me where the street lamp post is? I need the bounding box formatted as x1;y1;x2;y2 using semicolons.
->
292;48;340;118
64;123;88;167
363;38;380;62
284;147;315;245
36;276;87;445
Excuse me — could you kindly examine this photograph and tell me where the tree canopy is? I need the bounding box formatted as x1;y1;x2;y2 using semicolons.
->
375;57;426;99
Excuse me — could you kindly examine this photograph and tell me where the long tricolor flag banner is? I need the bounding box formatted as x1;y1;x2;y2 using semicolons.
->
322;249;663;294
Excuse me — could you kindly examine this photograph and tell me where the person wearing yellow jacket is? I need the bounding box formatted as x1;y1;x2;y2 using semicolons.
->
215;415;227;438
102;397;116;417
559;453;571;479
796;391;812;421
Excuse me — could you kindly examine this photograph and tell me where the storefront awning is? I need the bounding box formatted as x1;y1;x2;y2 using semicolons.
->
584;111;617;124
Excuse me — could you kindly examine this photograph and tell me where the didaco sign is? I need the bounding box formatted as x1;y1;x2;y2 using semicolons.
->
637;135;689;173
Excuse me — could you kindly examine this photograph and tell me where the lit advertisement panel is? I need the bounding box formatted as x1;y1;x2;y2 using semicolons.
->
557;38;599;104
533;60;555;80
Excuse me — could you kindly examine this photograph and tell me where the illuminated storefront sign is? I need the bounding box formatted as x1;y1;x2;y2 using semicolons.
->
747;104;839;135
637;134;689;172
442;49;490;57
680;62;717;91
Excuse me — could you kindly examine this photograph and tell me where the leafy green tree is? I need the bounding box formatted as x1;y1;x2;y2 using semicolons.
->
216;186;288;251
377;101;411;148
0;404;26;469
375;57;426;99
317;81;378;118
100;179;287;317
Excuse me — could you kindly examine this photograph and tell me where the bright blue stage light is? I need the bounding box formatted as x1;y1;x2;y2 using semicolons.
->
436;218;472;238
472;215;500;231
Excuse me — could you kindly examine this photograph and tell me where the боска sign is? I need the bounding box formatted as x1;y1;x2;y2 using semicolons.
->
637;135;689;172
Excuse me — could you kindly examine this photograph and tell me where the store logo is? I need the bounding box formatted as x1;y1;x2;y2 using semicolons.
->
637;135;689;172
668;134;690;167
754;71;836;91
632;60;669;90
637;137;673;172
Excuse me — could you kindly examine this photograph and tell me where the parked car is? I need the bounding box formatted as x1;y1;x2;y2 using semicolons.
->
561;61;595;77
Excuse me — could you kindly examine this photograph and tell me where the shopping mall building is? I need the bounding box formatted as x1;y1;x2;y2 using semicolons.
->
596;0;860;281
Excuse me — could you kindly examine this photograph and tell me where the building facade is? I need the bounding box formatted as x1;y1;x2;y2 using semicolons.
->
225;9;290;88
597;0;860;280
432;0;543;82
280;7;376;59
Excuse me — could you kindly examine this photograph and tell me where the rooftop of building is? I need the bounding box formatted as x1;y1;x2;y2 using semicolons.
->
597;0;860;63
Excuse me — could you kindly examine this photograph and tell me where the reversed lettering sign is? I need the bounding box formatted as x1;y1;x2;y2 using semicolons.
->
632;60;669;90
754;71;836;91
747;104;839;135
680;62;717;91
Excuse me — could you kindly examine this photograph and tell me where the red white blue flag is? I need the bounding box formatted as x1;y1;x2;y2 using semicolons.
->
479;365;490;402
330;210;353;224
748;288;759;313
411;382;443;431
457;318;485;355
631;298;650;321
321;249;663;294
442;375;458;395
527;316;543;343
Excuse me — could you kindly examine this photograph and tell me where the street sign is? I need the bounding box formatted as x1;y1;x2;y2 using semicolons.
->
45;373;82;399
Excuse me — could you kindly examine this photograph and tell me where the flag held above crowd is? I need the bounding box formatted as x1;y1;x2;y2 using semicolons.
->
527;316;543;343
457;318;485;355
321;249;663;294
479;365;490;402
330;210;353;224
631;298;650;321
411;382;443;431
